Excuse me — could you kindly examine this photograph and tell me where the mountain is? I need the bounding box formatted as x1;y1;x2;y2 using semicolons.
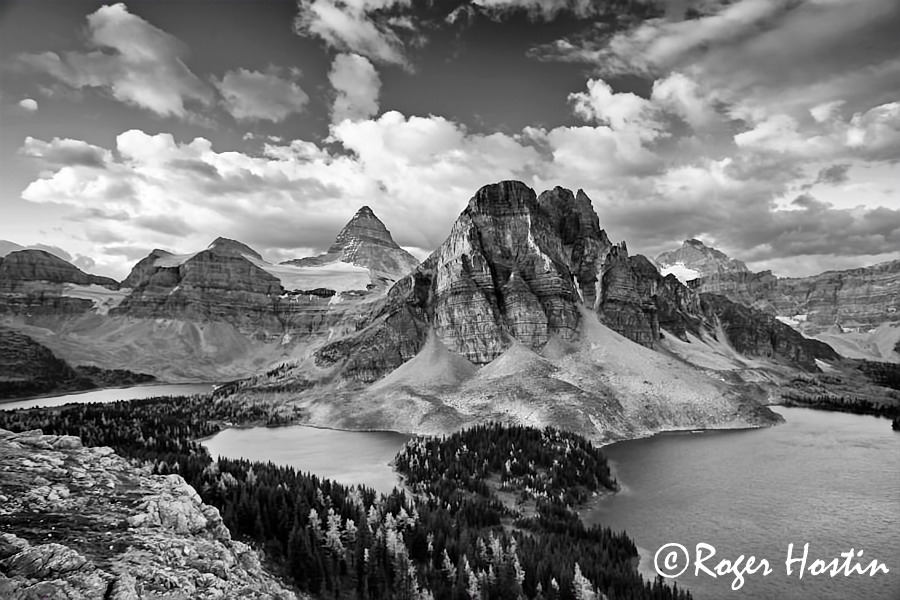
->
0;210;418;380
0;428;297;599
0;240;25;257
656;241;900;361
1;187;840;434
0;249;118;292
655;238;749;283
282;205;419;284
222;181;836;442
0;326;154;400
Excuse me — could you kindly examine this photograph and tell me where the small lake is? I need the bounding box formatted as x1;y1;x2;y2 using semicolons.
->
0;383;215;411
202;425;410;496
586;407;900;600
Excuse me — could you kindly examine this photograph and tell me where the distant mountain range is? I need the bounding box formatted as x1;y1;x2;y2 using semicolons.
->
655;239;900;362
2;180;896;439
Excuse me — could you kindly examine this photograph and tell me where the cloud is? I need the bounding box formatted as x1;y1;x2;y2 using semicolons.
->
17;98;38;112
20;137;111;168
18;3;213;117
813;163;850;186
532;0;900;122
14;60;900;280
328;53;381;124
569;79;662;136
470;0;637;20
294;0;413;67
650;72;720;130
214;68;310;122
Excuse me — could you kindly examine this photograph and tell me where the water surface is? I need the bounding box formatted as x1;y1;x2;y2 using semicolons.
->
586;407;900;599
202;425;410;495
0;383;215;411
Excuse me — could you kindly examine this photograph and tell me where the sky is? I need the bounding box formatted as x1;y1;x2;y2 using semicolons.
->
0;0;898;280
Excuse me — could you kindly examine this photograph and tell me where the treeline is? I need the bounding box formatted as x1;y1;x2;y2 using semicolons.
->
0;398;689;600
781;390;900;420
857;360;900;391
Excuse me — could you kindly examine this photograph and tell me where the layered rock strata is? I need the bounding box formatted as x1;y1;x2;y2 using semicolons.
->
0;250;117;293
313;181;834;383
687;259;900;333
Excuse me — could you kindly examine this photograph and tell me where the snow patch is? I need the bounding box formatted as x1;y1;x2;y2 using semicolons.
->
660;262;702;284
60;284;129;316
246;256;371;292
154;252;199;268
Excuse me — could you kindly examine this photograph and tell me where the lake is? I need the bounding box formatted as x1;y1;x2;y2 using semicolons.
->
202;425;410;496
586;407;900;599
0;383;215;411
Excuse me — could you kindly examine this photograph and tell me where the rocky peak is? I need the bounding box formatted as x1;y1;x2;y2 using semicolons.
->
285;206;419;280
207;237;262;260
329;205;402;253
656;239;749;283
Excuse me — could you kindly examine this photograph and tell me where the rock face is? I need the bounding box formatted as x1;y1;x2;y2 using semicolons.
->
283;206;419;282
116;239;284;332
685;258;900;334
312;182;833;383
656;240;900;335
0;428;298;599
0;250;117;293
655;239;749;283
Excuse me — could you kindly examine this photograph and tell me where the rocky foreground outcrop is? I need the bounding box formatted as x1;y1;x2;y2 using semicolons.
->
0;428;298;599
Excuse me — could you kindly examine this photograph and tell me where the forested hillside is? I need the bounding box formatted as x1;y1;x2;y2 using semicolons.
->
0;396;690;600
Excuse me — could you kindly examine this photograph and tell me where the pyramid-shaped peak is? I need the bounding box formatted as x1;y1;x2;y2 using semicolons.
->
208;237;262;260
685;238;706;247
329;206;401;252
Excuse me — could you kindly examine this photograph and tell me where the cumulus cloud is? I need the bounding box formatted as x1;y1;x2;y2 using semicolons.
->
214;68;310;122
18;98;38;112
20;137;111;168
14;60;900;279
294;0;413;67
569;79;662;137
18;3;213;117
328;53;381;124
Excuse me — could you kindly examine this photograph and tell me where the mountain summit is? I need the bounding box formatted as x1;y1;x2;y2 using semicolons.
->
283;206;419;280
655;239;749;283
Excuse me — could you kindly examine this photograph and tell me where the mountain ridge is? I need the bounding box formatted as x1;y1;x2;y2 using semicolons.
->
656;239;900;361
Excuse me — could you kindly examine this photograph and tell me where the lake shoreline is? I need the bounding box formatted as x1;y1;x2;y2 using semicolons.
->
0;380;215;407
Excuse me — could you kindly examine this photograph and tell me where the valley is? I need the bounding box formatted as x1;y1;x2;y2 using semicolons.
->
2;180;898;600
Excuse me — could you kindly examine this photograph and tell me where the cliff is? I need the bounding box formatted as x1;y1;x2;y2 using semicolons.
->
0;428;298;599
0;250;117;293
313;182;831;381
659;243;900;334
